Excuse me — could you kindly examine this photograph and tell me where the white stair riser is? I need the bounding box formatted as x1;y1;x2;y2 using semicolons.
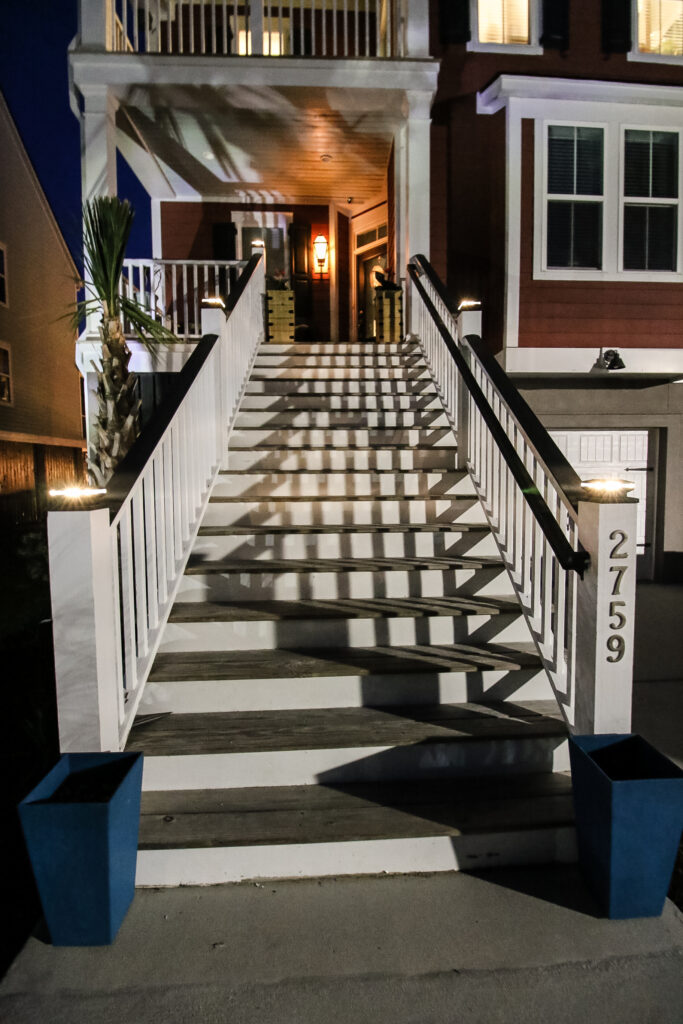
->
175;566;512;601
240;395;442;411
245;380;436;395
141;738;570;791
259;344;421;355
202;499;488;528
212;472;474;500
191;530;499;560
140;669;554;715
229;430;457;449
253;356;425;368
158;612;530;653
234;411;449;429
224;449;458;471
250;368;431;380
136;828;577;886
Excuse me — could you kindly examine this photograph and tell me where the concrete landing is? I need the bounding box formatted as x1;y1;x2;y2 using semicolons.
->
2;868;682;1024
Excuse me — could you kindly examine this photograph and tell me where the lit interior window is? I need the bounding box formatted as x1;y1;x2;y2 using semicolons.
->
638;0;683;56
478;0;530;45
238;30;282;55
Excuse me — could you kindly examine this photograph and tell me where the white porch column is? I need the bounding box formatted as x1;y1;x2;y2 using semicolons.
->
80;85;119;336
396;92;432;336
81;85;118;205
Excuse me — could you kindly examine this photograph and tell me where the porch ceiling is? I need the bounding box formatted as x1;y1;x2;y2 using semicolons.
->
117;84;402;205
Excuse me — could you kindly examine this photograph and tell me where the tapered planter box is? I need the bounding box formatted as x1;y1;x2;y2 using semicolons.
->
18;752;143;946
569;735;683;919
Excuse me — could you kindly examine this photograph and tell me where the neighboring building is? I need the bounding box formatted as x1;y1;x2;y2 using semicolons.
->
68;0;682;578
0;93;84;522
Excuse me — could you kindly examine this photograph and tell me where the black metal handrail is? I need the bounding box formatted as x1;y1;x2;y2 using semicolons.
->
85;253;262;519
409;259;589;576
410;254;586;511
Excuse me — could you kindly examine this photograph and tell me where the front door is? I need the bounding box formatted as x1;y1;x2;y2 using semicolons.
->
357;246;387;341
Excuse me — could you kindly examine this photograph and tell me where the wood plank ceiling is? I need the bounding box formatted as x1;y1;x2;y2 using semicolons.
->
118;84;401;204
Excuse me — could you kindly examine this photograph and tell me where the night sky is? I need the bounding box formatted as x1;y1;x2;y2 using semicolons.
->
0;0;151;270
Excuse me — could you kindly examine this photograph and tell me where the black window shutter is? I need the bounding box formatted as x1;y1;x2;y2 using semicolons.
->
440;0;470;45
540;0;569;50
601;0;632;53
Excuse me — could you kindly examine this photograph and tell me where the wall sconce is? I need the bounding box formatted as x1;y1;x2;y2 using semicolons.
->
313;234;328;278
593;348;626;371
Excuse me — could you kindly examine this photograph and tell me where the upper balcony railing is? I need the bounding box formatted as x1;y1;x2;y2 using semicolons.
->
80;0;430;59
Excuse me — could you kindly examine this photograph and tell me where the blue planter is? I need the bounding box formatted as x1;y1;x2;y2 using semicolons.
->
569;734;683;919
18;752;143;946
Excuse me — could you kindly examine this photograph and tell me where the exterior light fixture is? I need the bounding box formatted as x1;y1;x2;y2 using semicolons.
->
313;234;328;277
49;487;107;499
201;296;226;309
581;478;635;501
457;299;481;311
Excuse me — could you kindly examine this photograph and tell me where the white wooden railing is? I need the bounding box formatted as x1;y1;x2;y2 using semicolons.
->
121;259;246;340
92;0;429;58
48;254;265;752
409;255;638;736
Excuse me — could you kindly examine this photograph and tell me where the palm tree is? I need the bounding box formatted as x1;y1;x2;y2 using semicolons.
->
73;196;177;486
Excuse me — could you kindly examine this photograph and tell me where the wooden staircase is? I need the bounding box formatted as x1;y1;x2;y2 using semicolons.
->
128;340;574;886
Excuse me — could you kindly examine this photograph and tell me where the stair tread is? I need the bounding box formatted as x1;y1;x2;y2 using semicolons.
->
169;595;521;623
138;773;574;849
185;554;501;574
148;642;541;683
127;700;565;756
198;524;488;536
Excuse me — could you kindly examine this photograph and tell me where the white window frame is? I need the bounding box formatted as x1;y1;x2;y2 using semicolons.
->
0;341;13;406
619;124;682;274
629;0;683;66
534;117;683;282
467;0;543;54
0;242;8;308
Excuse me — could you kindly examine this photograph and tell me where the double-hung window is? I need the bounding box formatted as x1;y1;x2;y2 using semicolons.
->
546;126;604;269
623;130;679;270
537;118;682;280
635;0;683;58
0;243;7;307
0;343;11;404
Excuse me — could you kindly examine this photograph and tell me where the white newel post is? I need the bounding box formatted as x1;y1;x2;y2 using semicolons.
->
79;0;110;49
574;498;639;735
250;0;264;54
49;508;122;753
403;0;430;56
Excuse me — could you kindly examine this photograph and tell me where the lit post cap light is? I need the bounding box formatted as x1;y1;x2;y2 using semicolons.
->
581;478;635;501
49;487;107;499
201;296;226;309
457;299;481;312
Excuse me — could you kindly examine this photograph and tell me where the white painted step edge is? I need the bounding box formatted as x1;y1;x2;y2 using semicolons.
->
136;828;577;886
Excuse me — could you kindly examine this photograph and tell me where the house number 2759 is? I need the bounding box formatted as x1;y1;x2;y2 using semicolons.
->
606;530;628;663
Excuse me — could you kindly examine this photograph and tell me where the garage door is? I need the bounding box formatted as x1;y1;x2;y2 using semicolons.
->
549;430;650;565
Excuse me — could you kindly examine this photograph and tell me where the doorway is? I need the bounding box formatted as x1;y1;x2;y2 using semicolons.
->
356;245;387;341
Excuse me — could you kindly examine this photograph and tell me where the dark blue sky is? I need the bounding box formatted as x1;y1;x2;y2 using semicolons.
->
0;0;151;269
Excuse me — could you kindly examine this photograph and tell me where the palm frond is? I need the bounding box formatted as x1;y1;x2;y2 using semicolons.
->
82;197;135;317
120;297;179;351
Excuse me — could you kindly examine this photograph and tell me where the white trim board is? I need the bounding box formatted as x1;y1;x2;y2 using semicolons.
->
500;347;683;376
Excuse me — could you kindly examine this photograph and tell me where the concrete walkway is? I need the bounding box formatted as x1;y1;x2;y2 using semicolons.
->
2;582;682;1023
2;868;682;1024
